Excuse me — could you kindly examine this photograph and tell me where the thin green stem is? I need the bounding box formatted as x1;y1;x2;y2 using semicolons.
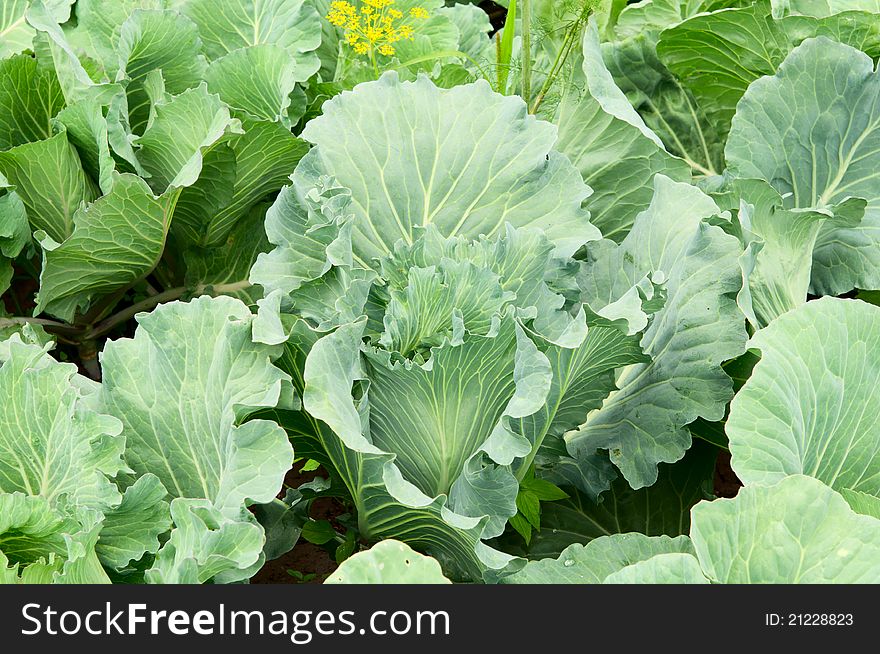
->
84;279;252;340
369;46;379;79
530;20;578;115
522;0;532;108
333;40;345;83
0;316;82;336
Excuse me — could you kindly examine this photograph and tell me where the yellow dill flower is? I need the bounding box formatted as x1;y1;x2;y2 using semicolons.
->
326;0;430;65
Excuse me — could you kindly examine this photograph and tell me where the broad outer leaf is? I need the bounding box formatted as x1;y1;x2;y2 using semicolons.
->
772;0;880;17
325;540;452;584
691;475;880;583
501;533;694;583
133;83;238;194
100;296;293;519
0;0;73;59
0;129;98;242
299;73;598;266
26;1;120;104
66;0;169;77
0;336;124;511
299;319;515;581
205;44;314;122
117;9;207;134
569;175;746;488
728;298;880;496
657;1;880;146
197;120;308;247
0;53;65;150
553;21;691;241
145;498;265;584
182;0;322;69
526;440;716;559
725;37;880;295
602;552;708;583
35;174;175;322
604;5;727;176
96;473;170;571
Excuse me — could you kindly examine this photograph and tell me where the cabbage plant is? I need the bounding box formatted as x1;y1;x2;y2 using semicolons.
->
1;0;879;585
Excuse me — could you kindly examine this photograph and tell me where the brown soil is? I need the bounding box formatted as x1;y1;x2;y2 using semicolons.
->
250;462;345;584
250;541;338;584
3;266;37;315
480;1;507;32
713;449;743;498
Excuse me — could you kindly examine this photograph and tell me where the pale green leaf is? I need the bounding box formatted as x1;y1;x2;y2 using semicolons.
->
196;120;308;247
0;53;65;150
658;1;880;145
731;181;831;328
205;44;304;123
145;498;265;584
841;489;880;519
100;296;293;519
0;0;73;59
182;0;322;68
117;9;207;134
691;475;880;583
325;540;452;584
772;0;880;17
569;175;746;488
66;0;170;78
728;298;880;496
297;318;515;581
501;533;694;583
554;24;691;241
725;37;880;295
96;474;170;571
55;97;117;195
0;129;98;242
35;174;174;321
0;497;111;584
0;336;124;510
133;83;238;194
249;177;357;303
298;73;598;266
602;552;708;583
